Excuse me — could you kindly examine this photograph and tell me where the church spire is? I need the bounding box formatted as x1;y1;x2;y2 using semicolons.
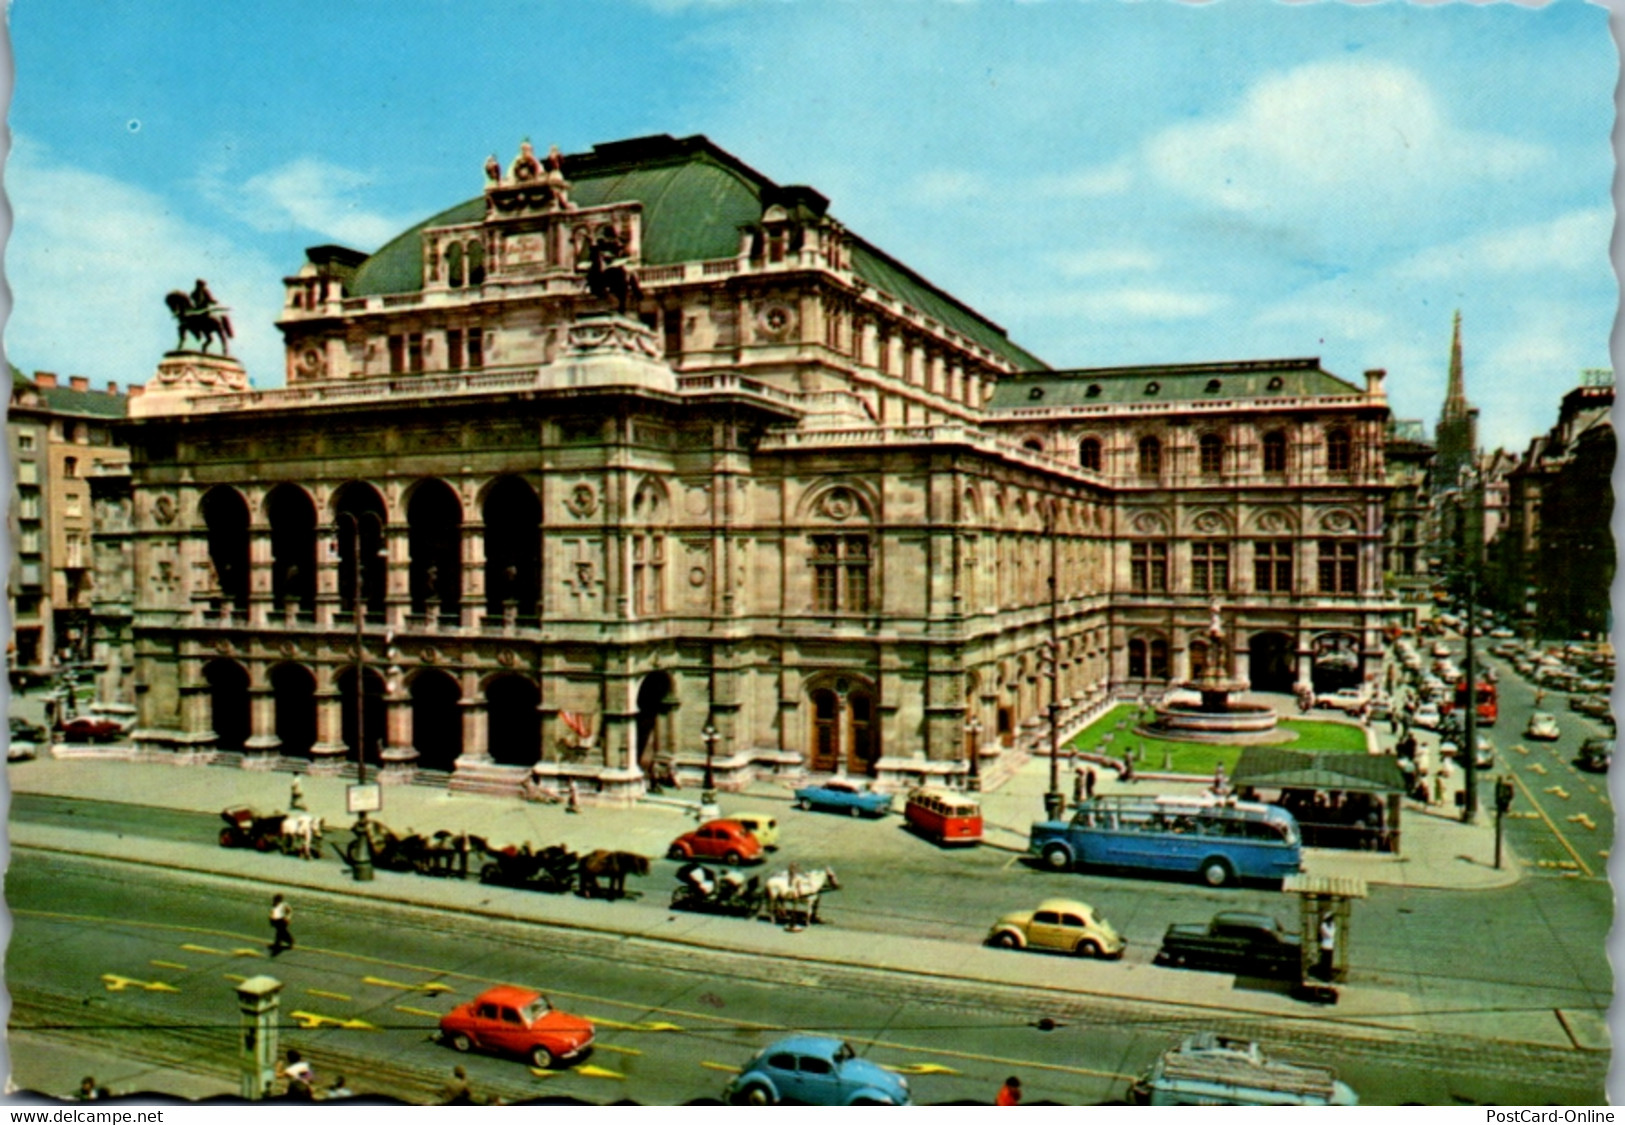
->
1442;309;1468;418
1434;310;1478;491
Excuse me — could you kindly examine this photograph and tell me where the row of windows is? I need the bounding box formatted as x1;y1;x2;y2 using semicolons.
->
1079;429;1353;475
1129;540;1361;594
386;327;484;375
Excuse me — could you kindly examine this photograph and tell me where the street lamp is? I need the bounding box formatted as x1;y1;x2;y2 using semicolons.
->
336;510;386;881
700;720;720;819
964;714;983;791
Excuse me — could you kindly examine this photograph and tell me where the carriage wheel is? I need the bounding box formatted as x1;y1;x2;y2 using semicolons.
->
218;829;236;848
480;863;502;884
254;835;275;853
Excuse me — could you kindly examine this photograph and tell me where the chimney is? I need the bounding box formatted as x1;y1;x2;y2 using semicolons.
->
128;385;145;399
1363;368;1387;399
34;371;57;388
69;375;89;392
107;381;119;395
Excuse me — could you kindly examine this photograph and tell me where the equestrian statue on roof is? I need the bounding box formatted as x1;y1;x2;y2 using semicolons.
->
165;278;234;356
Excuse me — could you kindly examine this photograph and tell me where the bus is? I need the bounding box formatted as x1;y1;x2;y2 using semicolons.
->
1030;794;1302;888
1455;678;1497;726
903;787;983;846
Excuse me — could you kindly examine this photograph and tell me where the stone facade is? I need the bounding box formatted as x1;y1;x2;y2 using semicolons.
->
119;134;1396;802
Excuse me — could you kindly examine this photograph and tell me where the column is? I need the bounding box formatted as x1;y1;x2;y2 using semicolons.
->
462;522;485;629
309;690;347;774
248;526;274;628
243;684;282;762
379;670;418;782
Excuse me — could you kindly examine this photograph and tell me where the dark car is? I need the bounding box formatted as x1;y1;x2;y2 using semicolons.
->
1155;911;1302;980
1576;738;1613;773
60;715;124;743
9;717;47;743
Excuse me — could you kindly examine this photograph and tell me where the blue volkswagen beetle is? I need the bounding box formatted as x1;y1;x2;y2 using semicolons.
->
793;779;892;818
726;1035;911;1106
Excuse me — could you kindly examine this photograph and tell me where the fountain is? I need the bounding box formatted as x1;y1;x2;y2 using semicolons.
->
1151;602;1280;740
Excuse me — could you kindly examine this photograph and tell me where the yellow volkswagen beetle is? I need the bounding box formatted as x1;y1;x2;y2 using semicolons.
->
729;812;780;851
987;898;1124;959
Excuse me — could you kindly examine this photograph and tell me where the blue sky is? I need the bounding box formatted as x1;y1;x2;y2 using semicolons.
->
4;0;1615;451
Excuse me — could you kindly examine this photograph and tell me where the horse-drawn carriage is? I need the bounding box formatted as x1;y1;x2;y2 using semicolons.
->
671;862;765;917
219;807;324;859
477;843;579;894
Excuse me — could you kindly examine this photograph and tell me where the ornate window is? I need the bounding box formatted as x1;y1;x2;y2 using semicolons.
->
1317;538;1359;593
1262;431;1287;474
1199;433;1224;477
467;240;486;286
1254;540;1293;593
1326;427;1352;472
811;534;871;613
1192;541;1229;593
1130;541;1168;592
447;328;464;370
1079;437;1102;471
447;242;465;288
1138;436;1162;477
468;326;484;369
1127;637;1170;679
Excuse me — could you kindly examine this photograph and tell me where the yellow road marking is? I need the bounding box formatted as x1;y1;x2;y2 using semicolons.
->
592;1044;642;1057
223;974;247;984
592;1016;683;1032
233;948;265;958
701;1061;742;1074
395;1005;442;1019
889;1062;962;1076
149;960;188;971
1545;786;1570;800
573;1064;625;1080
1510;771;1594;877
362;975;452;993
307;988;352;1001
289;1009;378;1031
180;943;228;955
102;974;179;993
1002;853;1022;871
1514;744;1529;755
527;1068;559;1079
1528;762;1547;775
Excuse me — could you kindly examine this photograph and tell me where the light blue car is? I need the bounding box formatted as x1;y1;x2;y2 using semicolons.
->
726;1035;911;1105
793;780;892;818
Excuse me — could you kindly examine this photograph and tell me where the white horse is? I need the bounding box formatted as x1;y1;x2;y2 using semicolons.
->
280;814;325;860
763;866;840;927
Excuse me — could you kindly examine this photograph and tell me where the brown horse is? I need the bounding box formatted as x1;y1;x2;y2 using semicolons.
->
577;849;649;900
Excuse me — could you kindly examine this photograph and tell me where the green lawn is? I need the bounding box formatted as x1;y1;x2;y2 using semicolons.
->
1068;704;1369;777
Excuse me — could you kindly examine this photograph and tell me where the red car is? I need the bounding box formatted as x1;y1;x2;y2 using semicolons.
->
439;985;595;1069
667;819;764;866
60;716;124;743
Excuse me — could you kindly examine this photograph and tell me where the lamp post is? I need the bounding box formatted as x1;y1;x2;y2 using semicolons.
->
336;511;385;882
964;714;983;791
1458;468;1483;823
700;720;720;820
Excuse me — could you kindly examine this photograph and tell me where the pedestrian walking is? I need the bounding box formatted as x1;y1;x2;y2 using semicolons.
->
289;777;306;811
995;1076;1023;1106
280;1049;314;1100
268;893;294;957
1072;765;1085;804
1085;765;1096;800
1317;914;1337;982
566;778;581;814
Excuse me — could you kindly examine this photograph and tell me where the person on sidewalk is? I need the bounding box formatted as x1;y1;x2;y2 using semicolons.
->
268;893;294;957
996;1076;1023;1106
279;1049;314;1100
1317;914;1337;982
566;779;581;814
1084;766;1096;800
289;777;307;811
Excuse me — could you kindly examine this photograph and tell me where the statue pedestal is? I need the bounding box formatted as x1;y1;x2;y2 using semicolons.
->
131;352;250;417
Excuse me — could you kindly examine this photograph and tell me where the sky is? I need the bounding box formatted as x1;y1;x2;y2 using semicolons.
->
2;0;1616;453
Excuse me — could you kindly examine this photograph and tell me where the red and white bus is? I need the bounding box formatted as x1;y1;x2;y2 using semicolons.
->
1455;679;1498;726
904;788;983;847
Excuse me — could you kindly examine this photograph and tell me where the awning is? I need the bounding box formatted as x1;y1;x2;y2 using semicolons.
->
1232;747;1407;795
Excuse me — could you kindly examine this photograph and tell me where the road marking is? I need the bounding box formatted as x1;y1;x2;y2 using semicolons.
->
591;1016;683;1032
592;1044;642;1057
1544;785;1570;799
362;975;452;993
223;974;247;984
573;1065;625;1080
233;948;265;958
526;1068;559;1079
149;960;188;971
1497;771;1590;878
102;974;179;993
289;1009;378;1031
701;1061;742;1074
1001;853;1022;871
307;988;352;1001
1528;762;1547;774
180;943;228;955
889;1062;961;1076
395;1005;442;1019
1567;814;1597;831
1514;744;1529;755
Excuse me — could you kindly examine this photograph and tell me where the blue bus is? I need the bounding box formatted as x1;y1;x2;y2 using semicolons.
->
1030;795;1302;888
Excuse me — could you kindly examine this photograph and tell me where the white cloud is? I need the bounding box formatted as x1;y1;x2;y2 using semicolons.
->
1030;286;1227;321
1031;162;1135;199
202;156;407;249
6;136;288;390
1047;247;1161;277
1143;59;1545;221
1397;208;1614;279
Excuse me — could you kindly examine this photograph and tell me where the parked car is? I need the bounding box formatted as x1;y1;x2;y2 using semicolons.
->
725;1035;911;1106
1314;688;1366;714
1568;694;1612;720
59;715;125;743
667;819;764;866
439;985;595;1069
9;717;47;744
1489;627;1516;639
1127;1032;1358;1107
1525;712;1562;741
86;702;138;734
1155;911;1301;980
986;897;1124;958
1576;738;1613;773
729;812;780;850
1431;642;1452;658
1413;703;1441;730
793;780;892;818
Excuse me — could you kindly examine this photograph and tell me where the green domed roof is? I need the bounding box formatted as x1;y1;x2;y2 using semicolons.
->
343;135;1046;371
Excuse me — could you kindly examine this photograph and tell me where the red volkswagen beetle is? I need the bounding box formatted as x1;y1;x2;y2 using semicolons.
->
439;985;595;1069
667;819;764;866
